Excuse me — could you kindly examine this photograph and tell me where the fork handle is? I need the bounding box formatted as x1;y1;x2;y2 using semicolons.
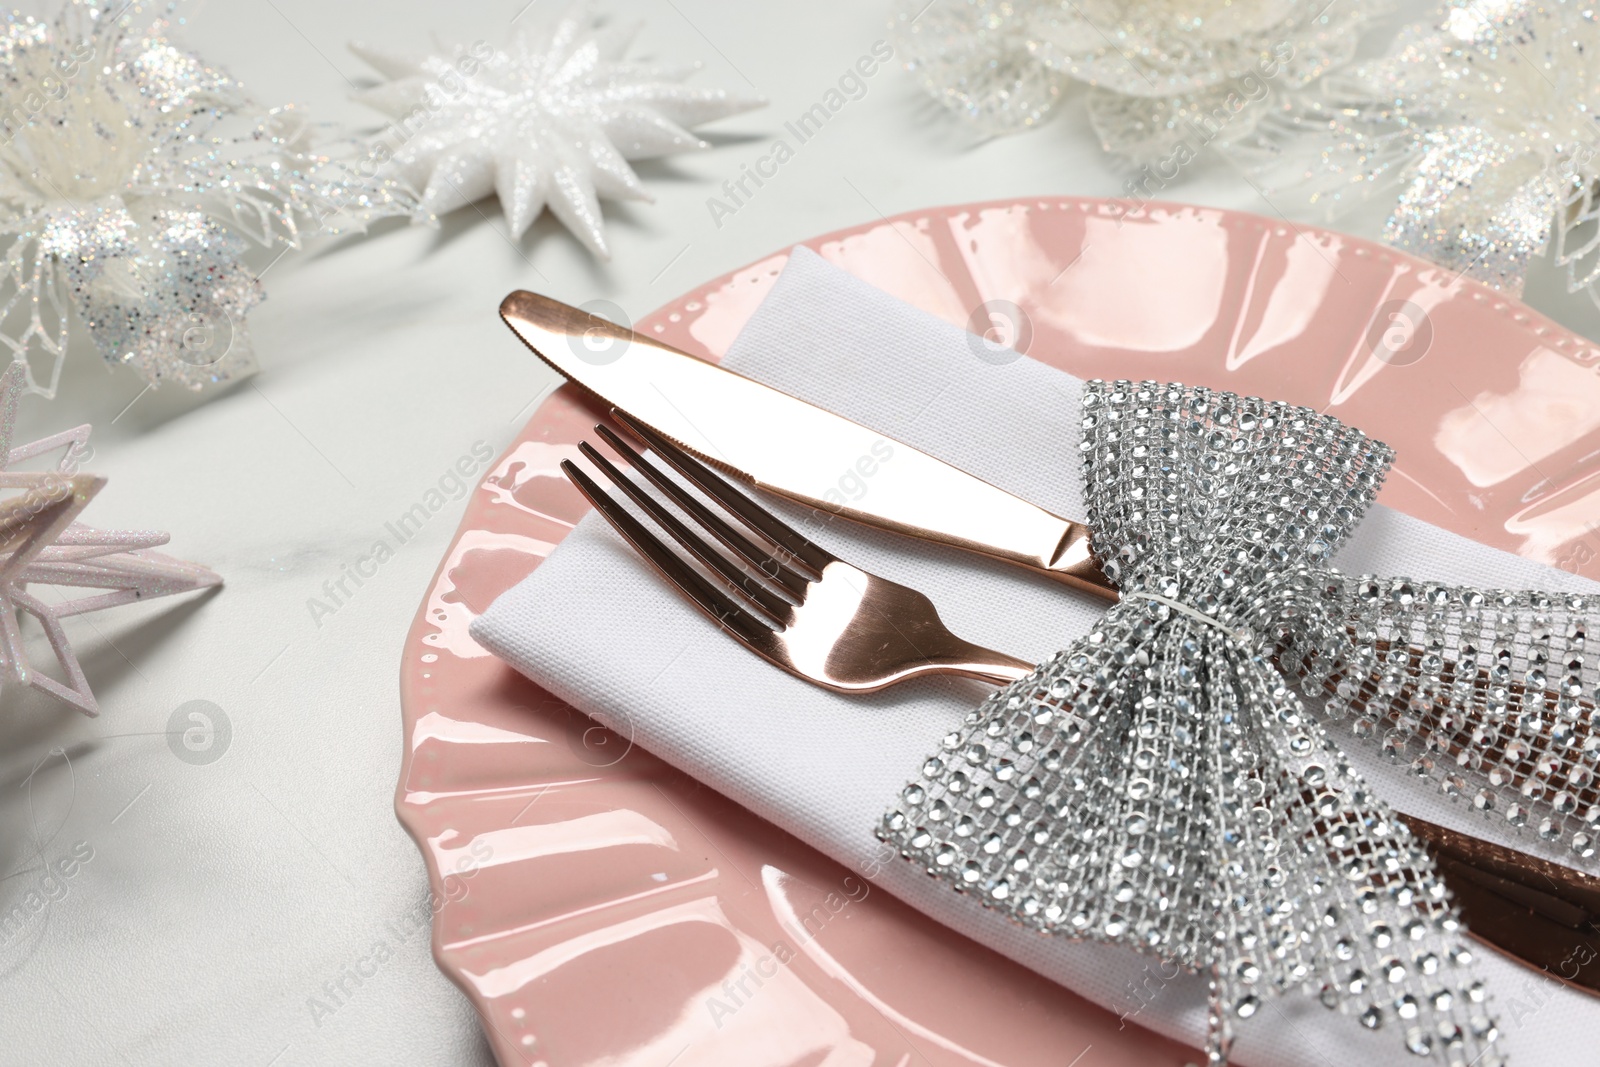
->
939;644;1035;686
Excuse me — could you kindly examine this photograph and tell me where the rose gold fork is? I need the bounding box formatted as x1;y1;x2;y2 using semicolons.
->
561;412;1034;693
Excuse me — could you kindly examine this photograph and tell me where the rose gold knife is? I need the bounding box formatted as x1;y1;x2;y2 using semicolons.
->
499;289;1600;992
499;290;1116;601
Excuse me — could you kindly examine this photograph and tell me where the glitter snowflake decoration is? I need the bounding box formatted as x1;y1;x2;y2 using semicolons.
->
0;0;421;398
350;5;764;258
1259;0;1600;302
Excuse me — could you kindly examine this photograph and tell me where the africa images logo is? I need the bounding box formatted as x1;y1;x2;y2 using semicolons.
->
306;440;495;627
704;40;895;228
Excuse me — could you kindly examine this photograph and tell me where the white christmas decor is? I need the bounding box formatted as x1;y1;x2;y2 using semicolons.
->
1260;0;1600;301
893;0;1393;167
0;0;421;398
351;5;764;258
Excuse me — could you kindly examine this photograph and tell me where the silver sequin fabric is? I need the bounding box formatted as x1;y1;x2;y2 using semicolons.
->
882;380;1514;1065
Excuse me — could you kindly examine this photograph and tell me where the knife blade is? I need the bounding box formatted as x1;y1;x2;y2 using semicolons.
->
499;289;1116;601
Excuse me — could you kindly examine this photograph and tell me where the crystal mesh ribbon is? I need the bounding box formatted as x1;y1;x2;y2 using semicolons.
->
875;380;1579;1065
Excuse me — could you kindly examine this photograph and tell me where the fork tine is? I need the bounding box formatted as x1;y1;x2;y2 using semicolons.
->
610;410;835;577
577;441;793;623
561;460;778;645
592;424;809;601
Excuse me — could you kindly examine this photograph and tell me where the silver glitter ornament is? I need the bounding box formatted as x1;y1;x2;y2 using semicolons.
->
0;1;421;398
892;0;1392;164
873;379;1600;1065
350;5;765;259
1258;0;1600;301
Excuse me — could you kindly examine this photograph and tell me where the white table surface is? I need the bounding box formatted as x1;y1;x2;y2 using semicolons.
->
3;1;1597;1064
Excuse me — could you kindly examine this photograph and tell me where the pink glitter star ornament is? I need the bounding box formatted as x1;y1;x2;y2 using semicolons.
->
0;363;220;714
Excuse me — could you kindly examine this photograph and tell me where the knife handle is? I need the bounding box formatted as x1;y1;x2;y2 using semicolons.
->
1400;813;1600;995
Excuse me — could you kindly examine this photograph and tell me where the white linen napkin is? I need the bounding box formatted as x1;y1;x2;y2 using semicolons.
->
472;247;1598;1065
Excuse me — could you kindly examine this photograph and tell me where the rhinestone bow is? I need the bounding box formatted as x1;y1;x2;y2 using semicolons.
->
877;379;1600;1065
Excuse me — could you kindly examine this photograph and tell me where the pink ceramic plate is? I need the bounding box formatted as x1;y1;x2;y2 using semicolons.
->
397;198;1600;1066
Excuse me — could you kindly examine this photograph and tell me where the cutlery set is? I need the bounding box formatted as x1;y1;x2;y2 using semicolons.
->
499;290;1600;996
